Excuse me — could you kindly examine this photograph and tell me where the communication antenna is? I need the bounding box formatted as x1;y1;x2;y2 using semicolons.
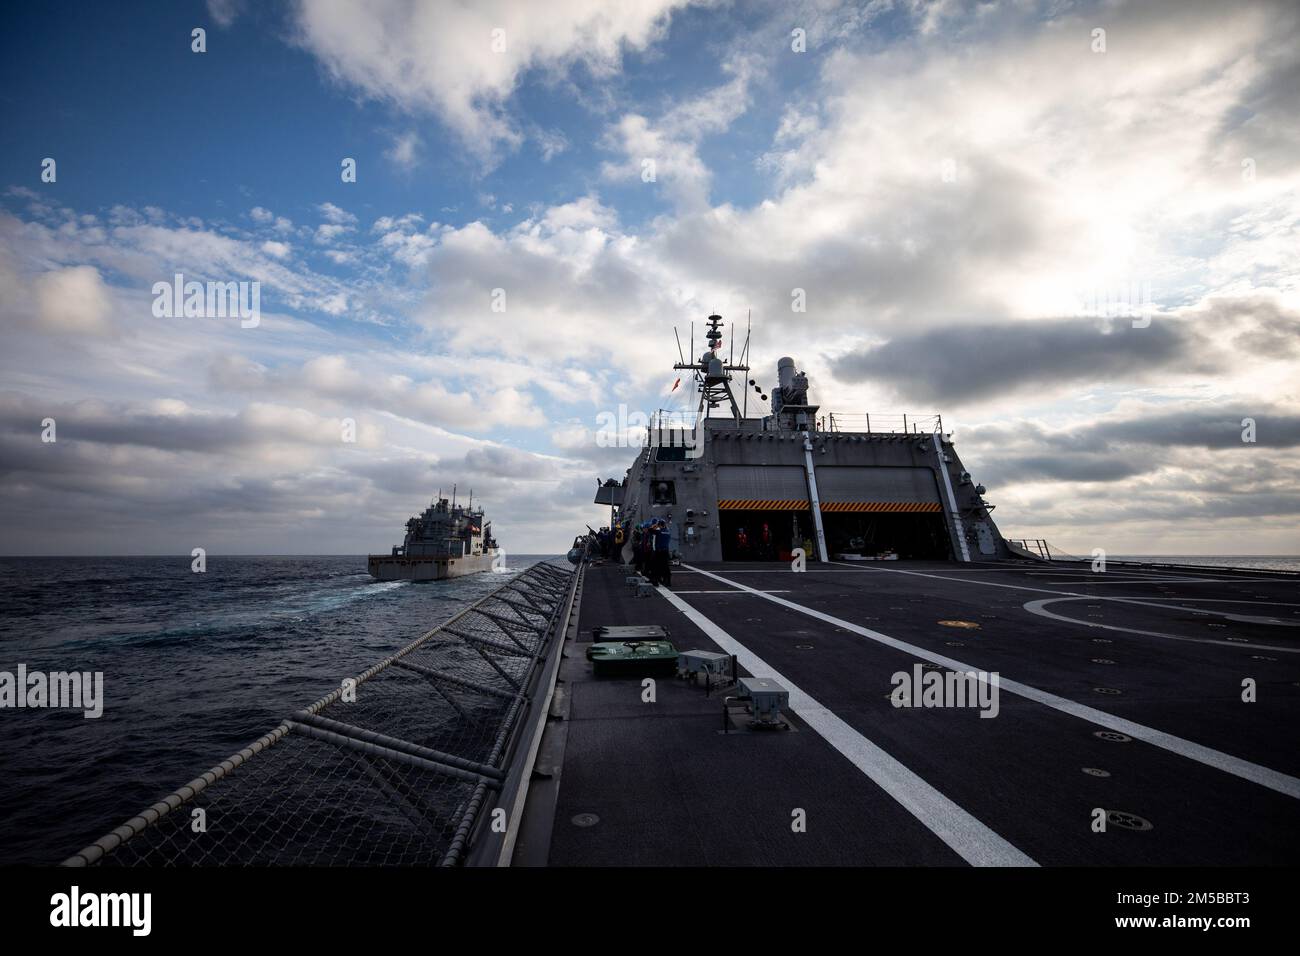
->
742;310;752;418
674;326;686;365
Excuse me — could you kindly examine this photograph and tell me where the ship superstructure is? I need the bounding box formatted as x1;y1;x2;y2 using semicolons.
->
608;313;1008;564
367;491;499;581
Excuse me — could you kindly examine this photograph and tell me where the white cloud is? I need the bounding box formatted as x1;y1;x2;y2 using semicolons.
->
317;202;358;225
290;0;694;164
385;130;422;170
34;265;111;335
535;127;569;161
206;0;243;28
600;54;758;210
314;223;351;245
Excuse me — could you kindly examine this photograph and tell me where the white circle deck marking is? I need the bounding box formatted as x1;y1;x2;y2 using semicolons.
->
1022;597;1300;652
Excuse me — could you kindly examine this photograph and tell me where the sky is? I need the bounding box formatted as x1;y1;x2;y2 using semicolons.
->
0;0;1297;557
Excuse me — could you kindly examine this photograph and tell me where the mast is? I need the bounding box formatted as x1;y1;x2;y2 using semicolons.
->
672;312;749;425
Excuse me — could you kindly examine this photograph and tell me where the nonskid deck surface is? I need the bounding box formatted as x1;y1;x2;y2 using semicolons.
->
542;560;1300;866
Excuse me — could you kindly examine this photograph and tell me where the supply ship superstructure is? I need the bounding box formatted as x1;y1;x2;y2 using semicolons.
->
367;492;499;582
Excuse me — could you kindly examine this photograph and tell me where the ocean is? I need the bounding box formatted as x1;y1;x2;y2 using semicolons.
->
1109;555;1300;573
0;554;556;866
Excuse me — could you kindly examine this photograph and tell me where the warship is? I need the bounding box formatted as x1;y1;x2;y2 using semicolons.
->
532;314;1299;868
367;489;499;581
63;315;1298;873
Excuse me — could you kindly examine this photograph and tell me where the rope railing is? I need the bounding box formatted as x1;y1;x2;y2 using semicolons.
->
61;560;577;868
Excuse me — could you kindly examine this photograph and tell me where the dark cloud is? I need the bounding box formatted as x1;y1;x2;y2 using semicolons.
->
964;408;1300;492
830;316;1216;403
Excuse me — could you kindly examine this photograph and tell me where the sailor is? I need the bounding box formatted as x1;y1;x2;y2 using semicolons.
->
631;524;645;574
650;519;672;588
735;526;749;559
612;522;626;564
760;522;774;560
641;523;653;584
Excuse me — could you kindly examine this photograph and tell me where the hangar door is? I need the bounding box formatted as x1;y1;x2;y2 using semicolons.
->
716;465;811;560
813;466;950;559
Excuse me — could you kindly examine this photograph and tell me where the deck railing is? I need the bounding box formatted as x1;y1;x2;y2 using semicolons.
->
824;413;944;434
62;561;577;867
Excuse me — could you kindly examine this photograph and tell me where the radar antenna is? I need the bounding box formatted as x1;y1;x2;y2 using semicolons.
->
672;313;750;424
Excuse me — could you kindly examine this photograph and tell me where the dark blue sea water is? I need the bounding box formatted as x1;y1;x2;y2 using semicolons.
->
0;554;555;866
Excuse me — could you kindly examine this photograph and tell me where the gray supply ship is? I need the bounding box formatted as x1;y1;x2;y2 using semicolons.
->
65;314;1299;869
367;490;499;582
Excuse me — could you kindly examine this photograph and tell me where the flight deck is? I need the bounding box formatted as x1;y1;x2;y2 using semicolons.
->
520;559;1300;866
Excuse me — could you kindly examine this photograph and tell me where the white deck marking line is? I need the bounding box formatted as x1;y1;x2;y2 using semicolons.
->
828;561;1290;597
1022;598;1300;653
685;564;1300;801
1037;577;1279;586
673;569;866;574
656;584;1038;867
670;589;792;594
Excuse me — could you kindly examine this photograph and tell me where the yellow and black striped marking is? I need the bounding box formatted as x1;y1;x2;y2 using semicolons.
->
716;499;810;511
818;502;943;513
716;499;942;512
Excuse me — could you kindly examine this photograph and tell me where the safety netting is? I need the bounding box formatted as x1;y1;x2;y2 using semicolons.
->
62;560;576;867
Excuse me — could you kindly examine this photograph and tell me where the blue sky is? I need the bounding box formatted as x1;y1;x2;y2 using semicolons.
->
1;0;1298;555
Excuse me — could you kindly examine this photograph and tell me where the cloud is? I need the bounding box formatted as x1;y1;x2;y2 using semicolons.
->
385;130;422;170
33;266;112;335
964;406;1299;485
601;54;757;210
290;0;693;164
207;353;547;432
829;315;1217;404
317;202;357;225
206;0;243;28
5;0;1300;557
314;223;351;244
534;127;569;161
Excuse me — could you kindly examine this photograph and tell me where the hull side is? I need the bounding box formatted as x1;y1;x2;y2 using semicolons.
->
367;551;499;582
